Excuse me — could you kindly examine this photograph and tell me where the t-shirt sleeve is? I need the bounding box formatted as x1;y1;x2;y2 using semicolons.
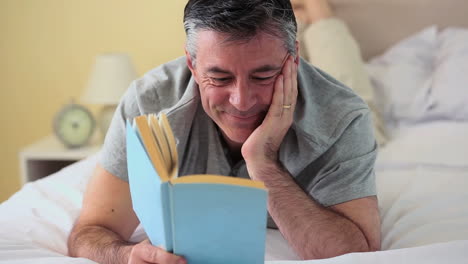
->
99;81;141;182
307;109;378;207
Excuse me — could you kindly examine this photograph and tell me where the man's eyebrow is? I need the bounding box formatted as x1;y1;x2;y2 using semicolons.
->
250;64;282;74
206;66;232;75
251;53;289;74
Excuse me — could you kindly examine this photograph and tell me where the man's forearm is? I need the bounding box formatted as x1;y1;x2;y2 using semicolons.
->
68;225;133;264
251;163;369;259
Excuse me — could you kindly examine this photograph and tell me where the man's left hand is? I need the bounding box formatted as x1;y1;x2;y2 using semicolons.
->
241;55;298;180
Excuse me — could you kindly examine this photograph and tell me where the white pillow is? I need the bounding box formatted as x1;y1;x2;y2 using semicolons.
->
377;165;468;250
366;27;437;137
376;122;468;250
429;27;468;120
376;121;468;169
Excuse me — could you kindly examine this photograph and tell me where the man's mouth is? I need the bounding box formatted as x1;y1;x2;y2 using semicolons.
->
221;111;265;127
228;113;259;119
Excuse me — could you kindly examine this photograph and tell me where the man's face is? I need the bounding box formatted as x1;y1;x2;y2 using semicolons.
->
187;30;289;148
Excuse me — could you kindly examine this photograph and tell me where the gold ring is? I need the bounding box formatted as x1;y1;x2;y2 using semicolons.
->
282;104;292;109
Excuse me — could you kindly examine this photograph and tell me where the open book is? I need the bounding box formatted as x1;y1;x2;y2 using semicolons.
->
126;113;268;264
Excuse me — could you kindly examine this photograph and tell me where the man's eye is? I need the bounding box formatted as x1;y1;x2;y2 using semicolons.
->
212;77;232;82
252;76;274;81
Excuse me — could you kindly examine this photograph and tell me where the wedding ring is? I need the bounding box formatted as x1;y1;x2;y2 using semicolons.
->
282;104;292;109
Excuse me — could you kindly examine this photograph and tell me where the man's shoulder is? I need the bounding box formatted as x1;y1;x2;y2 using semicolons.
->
124;56;197;115
280;60;374;177
296;59;371;148
143;56;190;84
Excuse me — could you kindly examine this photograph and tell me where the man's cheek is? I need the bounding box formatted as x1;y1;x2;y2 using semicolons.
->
206;89;230;105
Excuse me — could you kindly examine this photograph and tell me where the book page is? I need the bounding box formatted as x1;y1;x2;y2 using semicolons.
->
171;175;266;189
134;116;169;181
159;113;179;179
149;114;172;171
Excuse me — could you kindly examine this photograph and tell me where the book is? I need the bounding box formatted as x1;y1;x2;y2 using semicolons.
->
126;113;268;264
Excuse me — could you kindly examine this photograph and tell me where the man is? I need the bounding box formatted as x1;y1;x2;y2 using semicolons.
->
68;1;381;263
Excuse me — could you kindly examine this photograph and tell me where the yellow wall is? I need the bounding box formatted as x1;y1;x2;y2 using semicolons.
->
0;0;187;202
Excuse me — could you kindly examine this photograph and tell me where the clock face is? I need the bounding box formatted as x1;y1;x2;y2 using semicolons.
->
54;104;95;148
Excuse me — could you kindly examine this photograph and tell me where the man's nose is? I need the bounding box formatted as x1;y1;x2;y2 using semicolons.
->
229;80;256;111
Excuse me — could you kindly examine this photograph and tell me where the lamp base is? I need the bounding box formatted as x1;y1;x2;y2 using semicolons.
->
98;105;116;139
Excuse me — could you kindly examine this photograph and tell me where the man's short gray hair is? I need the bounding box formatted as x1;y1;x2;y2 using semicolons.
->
183;0;297;65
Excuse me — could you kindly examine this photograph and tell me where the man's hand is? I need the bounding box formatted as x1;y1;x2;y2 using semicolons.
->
127;240;186;264
241;55;298;178
68;166;187;264
291;0;333;25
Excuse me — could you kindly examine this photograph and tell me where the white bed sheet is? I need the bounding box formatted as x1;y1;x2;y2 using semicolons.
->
1;122;468;263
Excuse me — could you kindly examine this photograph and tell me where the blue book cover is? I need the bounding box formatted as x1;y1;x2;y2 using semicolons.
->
170;177;268;264
126;114;268;263
126;121;173;250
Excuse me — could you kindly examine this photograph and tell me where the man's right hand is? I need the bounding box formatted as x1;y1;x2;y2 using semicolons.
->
127;240;186;264
68;165;186;264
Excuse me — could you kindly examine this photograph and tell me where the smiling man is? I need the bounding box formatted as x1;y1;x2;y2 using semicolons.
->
68;1;380;263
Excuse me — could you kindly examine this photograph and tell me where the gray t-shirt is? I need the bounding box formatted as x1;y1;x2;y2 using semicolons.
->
100;56;377;208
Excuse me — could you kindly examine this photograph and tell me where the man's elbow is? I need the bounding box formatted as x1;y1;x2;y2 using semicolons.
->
301;236;379;260
67;225;81;257
67;223;91;257
344;234;381;255
339;236;381;256
368;238;381;252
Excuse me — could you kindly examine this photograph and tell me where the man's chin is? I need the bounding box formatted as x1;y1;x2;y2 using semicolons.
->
215;115;261;147
222;129;254;147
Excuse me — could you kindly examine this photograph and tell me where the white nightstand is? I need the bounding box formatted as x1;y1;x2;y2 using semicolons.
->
19;135;101;185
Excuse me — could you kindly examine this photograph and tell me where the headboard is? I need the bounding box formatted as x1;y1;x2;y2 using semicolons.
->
330;0;468;60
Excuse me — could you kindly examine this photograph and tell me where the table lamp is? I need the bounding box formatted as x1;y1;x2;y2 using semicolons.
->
81;53;137;138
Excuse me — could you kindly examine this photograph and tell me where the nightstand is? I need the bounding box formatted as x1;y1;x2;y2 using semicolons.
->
19;135;101;185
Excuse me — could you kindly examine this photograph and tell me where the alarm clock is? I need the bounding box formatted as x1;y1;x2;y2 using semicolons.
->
53;103;96;148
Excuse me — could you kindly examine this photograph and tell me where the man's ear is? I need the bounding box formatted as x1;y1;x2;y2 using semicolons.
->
185;48;196;77
294;40;300;66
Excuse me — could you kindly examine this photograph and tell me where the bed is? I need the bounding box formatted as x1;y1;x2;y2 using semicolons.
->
2;0;468;263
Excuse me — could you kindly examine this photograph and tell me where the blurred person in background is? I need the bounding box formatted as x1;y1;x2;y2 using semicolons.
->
293;0;387;145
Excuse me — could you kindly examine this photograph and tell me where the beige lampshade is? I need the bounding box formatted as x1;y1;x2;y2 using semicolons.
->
81;53;137;105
